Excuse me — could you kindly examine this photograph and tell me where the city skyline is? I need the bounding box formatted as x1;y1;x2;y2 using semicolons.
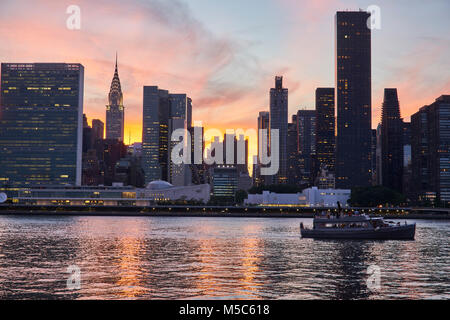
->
1;1;450;305
1;0;449;163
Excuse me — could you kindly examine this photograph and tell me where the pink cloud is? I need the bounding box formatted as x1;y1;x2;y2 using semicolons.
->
0;0;273;146
0;0;448;158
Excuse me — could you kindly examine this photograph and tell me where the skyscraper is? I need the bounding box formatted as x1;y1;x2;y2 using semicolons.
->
371;128;377;185
402;121;412;197
255;111;270;186
142;86;192;185
94;138;127;186
106;54;124;141
296;109;316;184
189;126;206;185
169;94;192;129
83;114;93;153
375;123;382;185
212;166;238;199
223;133;248;173
381;88;403;193
142;86;169;183
335;11;372;188
168;117;191;186
92;119;104;142
411;95;450;205
270;76;288;184
287;115;300;185
0;63;84;186
167;93;192;186
315;88;335;174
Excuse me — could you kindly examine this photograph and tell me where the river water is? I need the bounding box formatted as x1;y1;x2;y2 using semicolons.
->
0;216;448;300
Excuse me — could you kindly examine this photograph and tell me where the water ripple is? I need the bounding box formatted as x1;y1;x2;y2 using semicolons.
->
0;216;448;299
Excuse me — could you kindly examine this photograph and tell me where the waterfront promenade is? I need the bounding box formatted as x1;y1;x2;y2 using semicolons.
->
0;204;449;219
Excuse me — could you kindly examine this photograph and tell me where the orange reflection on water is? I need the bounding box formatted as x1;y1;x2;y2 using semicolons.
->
236;235;263;298
115;236;147;298
109;219;149;299
193;223;223;297
193;222;264;299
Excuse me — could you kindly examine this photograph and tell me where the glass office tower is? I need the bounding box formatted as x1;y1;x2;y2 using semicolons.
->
411;95;450;204
269;76;288;184
0;63;84;187
315;88;335;174
142;86;169;183
297;109;316;184
381;88;403;193
335;11;372;188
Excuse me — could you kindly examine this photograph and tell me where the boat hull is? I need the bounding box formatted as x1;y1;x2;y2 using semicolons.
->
300;224;416;240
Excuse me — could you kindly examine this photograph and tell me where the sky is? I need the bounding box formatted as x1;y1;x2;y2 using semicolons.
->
0;0;449;164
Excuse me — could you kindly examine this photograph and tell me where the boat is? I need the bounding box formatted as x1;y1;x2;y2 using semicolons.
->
300;202;415;240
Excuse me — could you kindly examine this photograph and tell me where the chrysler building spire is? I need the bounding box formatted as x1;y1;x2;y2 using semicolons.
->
106;52;124;141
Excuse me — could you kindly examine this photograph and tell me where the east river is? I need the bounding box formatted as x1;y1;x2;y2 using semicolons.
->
0;216;448;299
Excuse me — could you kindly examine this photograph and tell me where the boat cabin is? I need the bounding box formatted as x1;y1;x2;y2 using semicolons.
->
313;215;385;230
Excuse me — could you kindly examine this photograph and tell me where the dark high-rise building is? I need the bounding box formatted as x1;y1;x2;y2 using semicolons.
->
166;93;192;186
223;133;248;174
0;63;84;186
335;11;372;188
167;94;192;186
189;126;207;185
106;55;124;141
270;76;288;184
82;149;101;186
255;111;270;186
375;123;382;185
411;109;429;201
94;138;127;186
92;119;104;142
287;115;300;185
381;88;403;193
402;121;412;197
169;94;192;129
257;111;270;161
371;128;377;185
142;86;192;185
142;86;169;183
114;153;145;188
212;166;238;199
297;109;316;184
315;88;335;173
411;95;450;205
83;114;93;153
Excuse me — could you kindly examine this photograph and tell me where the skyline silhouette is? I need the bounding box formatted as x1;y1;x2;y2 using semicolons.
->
0;0;449;164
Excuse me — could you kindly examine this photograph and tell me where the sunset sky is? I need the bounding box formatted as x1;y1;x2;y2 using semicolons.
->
1;0;449;163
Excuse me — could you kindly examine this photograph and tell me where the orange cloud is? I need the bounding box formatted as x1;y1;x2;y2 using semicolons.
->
0;0;448;164
0;0;273;147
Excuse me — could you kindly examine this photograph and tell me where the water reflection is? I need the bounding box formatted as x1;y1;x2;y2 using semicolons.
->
332;241;371;299
0;216;448;300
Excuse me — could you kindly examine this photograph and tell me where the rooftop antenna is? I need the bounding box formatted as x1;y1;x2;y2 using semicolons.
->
115;51;118;73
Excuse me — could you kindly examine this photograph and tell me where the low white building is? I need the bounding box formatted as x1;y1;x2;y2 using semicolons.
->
244;187;350;207
11;181;211;206
142;180;209;203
